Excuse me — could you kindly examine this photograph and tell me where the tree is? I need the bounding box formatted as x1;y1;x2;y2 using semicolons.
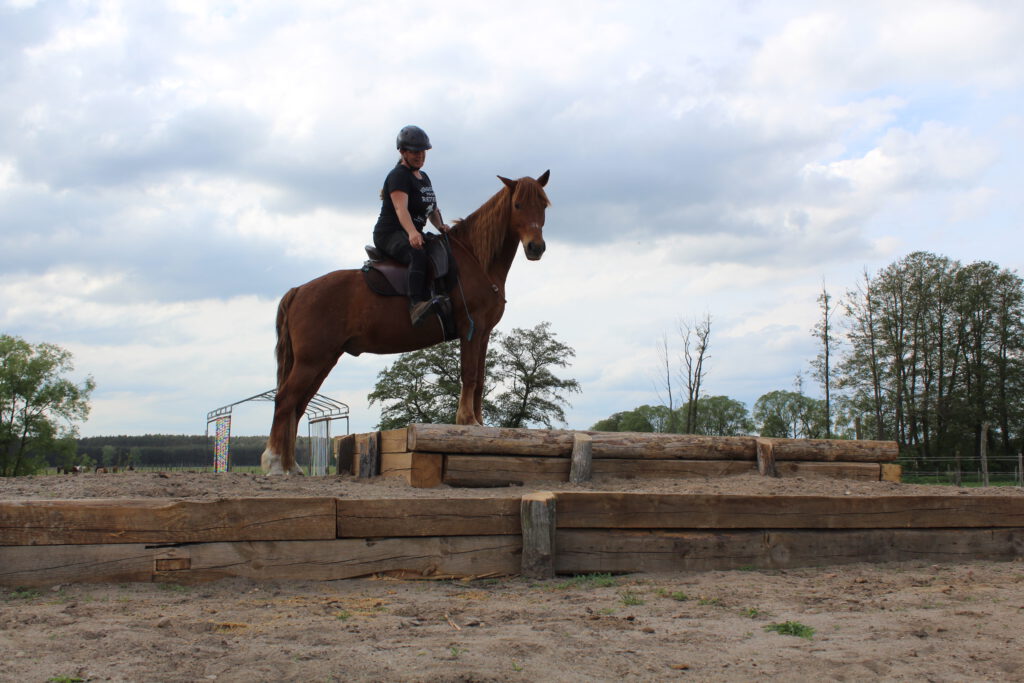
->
1;335;95;477
689;395;755;436
367;340;498;430
753;390;827;439
680;315;711;433
491;322;581;428
810;281;837;438
591;396;753;436
368;322;580;429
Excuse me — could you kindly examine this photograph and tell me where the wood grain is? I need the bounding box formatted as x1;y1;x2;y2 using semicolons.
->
0;498;336;546
555;492;1024;529
556;528;1024;573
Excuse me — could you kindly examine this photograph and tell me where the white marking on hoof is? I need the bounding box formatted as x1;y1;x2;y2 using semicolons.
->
261;448;286;476
287;464;306;476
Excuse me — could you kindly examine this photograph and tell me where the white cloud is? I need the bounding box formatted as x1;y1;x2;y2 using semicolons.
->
1;0;1022;437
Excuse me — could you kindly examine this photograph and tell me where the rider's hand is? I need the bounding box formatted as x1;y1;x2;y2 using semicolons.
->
409;232;425;249
439;223;451;234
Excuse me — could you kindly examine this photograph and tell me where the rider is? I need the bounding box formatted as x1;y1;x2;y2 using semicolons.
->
373;125;451;326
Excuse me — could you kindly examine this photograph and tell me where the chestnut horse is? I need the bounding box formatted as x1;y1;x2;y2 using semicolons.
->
261;171;551;474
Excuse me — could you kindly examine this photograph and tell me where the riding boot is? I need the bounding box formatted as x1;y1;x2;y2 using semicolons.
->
407;248;431;325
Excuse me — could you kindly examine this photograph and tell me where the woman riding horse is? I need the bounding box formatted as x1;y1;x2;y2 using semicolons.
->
260;130;550;475
373;125;452;326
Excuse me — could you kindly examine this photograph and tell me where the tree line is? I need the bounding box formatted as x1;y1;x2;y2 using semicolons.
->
593;251;1024;477
5;250;1021;476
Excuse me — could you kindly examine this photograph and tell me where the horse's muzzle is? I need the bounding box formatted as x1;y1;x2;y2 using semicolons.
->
525;240;546;260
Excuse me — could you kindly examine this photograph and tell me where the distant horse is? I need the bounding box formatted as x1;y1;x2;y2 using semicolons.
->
261;171;551;474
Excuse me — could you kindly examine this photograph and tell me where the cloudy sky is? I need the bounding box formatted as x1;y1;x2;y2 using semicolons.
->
2;0;1022;438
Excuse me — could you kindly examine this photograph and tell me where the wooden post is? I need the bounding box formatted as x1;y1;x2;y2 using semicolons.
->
520;492;557;579
568;433;593;484
335;434;355;475
980;422;990;487
357;432;380;479
755;439;778;478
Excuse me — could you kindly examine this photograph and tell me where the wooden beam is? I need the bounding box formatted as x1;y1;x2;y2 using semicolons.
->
335;434;355;475
336;497;521;537
555;492;1024;529
568;433;593;484
355;432;380;478
379;428;410;454
555;528;1024;573
379;452;444;488
405;423;898;462
0;498;337;546
0;536;522;587
756;438;778;477
521;492;557;579
443;455;882;487
881;463;902;482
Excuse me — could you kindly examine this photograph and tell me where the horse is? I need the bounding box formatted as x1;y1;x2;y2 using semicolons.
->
261;170;551;475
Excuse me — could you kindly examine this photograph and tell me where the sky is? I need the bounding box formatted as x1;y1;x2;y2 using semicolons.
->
2;0;1022;439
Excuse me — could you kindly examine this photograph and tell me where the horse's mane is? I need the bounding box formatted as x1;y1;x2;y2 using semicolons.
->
451;178;550;269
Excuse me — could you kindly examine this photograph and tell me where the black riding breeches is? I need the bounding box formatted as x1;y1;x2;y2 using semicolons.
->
373;230;429;302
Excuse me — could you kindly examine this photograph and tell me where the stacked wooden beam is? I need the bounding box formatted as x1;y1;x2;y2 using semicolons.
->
337;424;901;488
3;492;1023;586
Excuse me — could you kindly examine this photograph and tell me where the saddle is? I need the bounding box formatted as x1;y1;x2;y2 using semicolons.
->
361;234;459;340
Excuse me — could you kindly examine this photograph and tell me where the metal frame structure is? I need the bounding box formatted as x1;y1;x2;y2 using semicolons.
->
205;390;350;475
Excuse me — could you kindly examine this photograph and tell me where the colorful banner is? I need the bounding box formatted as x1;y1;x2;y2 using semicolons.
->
214;416;231;473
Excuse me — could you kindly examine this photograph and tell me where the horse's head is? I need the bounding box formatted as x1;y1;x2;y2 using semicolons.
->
499;170;550;261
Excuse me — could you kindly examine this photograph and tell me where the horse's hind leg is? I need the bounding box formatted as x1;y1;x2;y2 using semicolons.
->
263;358;334;475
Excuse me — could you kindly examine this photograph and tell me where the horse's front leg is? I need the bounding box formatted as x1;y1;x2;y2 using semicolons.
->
472;330;492;424
457;332;488;425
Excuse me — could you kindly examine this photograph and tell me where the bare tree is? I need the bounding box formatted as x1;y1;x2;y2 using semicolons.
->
680;314;712;434
654;333;678;433
811;280;837;438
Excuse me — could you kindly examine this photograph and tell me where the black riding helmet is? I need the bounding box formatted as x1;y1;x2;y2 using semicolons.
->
396;125;432;151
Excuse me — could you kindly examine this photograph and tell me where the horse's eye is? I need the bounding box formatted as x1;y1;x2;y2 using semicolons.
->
514;202;521;210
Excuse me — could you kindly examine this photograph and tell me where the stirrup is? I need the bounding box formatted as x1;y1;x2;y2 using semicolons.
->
410;299;435;326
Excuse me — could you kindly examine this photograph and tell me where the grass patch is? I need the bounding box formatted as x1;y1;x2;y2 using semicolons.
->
552;573;618;590
764;621;815;640
8;587;41;600
619;591;645;606
657;589;689;602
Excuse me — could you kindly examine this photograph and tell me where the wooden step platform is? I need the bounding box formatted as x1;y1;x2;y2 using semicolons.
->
336;424;902;488
3;491;1021;586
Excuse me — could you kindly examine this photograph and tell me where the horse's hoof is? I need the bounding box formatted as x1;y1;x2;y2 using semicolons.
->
261;448;286;476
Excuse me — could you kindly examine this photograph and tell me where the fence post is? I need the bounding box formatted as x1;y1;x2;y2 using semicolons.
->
1018;451;1023;488
980;422;990;487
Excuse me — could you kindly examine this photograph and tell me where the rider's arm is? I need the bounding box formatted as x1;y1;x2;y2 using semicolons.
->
429;208;450;233
390;190;425;249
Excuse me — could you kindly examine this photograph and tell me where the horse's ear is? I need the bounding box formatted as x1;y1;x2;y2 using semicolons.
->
498;175;517;191
537;170;550;187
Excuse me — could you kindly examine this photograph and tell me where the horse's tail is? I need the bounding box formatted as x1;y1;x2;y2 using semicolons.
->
275;287;299;390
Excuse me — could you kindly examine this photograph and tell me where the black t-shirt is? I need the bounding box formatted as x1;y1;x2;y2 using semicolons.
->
374;163;437;236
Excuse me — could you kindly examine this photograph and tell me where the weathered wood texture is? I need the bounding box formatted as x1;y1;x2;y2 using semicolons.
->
443;455;882;487
0;498;337;546
334;434;355;475
405;424;898;462
379;428;410;454
756;438;778;477
556;528;1024;573
881;463;903;483
555;493;1024;529
0;536;522;587
379;452;445;488
569;433;593;484
521;492;557;579
336;497;521;537
355;432;380;478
